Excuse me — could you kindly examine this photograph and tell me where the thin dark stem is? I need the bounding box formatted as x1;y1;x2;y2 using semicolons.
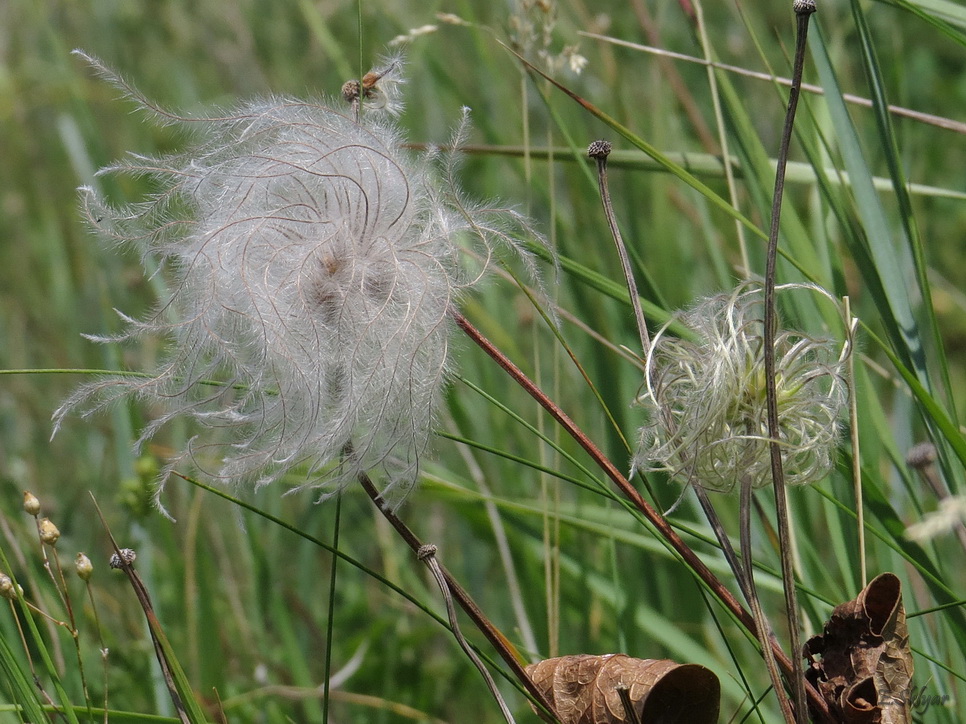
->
355;472;561;722
454;310;833;722
588;140;651;357
763;2;816;721
583;152;792;714
691;488;749;601
89;495;192;724
741;479;797;723
695;483;792;719
321;492;342;724
617;686;642;724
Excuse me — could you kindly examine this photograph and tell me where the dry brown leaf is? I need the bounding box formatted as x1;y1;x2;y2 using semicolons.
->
804;572;914;723
525;654;720;724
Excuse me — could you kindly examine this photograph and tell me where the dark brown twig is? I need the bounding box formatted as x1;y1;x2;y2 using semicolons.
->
616;685;642;724
588;140;650;357
762;2;817;720
88;494;191;724
355;472;561;722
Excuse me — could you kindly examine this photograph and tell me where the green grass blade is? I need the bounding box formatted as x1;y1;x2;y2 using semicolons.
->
810;23;926;376
503;44;766;241
878;0;966;42
0;619;50;723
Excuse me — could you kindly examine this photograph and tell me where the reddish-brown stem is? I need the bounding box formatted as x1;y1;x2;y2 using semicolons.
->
356;472;560;722
454;310;832;722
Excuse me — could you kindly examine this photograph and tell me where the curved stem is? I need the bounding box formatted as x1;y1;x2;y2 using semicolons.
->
763;3;816;720
355;472;560;722
454;310;832;721
418;545;516;723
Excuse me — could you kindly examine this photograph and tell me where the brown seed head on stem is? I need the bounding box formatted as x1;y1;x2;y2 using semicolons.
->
587;139;612;159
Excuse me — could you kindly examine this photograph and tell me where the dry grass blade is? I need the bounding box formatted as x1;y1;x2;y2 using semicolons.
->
578;32;966;135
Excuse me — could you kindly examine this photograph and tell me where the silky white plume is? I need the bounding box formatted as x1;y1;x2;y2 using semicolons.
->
54;52;537;506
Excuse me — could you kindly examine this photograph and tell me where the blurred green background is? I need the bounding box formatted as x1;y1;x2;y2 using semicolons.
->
2;0;966;721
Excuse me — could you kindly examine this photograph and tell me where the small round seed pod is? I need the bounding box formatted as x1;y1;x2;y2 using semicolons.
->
109;548;137;569
38;518;60;546
75;553;94;581
22;491;41;516
0;574;23;600
587;139;612;160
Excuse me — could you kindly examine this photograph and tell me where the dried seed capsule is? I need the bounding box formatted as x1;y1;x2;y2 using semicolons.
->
22;491;41;516
0;573;22;600
39;518;60;546
109;548;137;569
587;139;612;159
906;442;937;470
75;553;94;581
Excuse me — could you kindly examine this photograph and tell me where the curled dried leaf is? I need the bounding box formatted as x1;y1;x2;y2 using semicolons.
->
804;572;914;723
525;654;719;724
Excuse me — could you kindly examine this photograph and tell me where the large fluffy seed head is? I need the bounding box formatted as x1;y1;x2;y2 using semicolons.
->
55;54;534;506
634;283;850;493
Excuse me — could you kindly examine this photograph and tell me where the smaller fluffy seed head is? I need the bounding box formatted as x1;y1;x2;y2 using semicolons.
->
634;283;850;493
